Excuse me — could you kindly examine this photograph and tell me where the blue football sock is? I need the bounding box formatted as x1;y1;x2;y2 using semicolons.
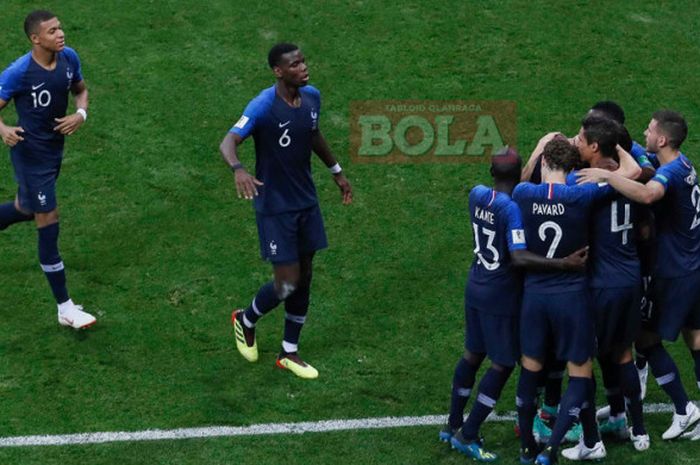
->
580;376;599;448
281;285;310;354
642;343;689;414
544;359;566;408
690;349;700;392
620;361;646;435
516;366;541;451
0;202;32;230
37;223;69;304
448;357;480;429
461;364;513;441
548;376;589;455
600;358;625;417
243;282;280;327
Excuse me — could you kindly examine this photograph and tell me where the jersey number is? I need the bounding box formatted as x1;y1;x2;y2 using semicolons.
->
472;223;500;271
279;128;291;147
691;185;700;230
610;200;633;245
31;90;51;108
538;221;562;258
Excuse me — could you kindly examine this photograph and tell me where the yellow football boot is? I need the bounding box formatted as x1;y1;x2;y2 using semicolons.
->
275;355;318;379
232;310;258;362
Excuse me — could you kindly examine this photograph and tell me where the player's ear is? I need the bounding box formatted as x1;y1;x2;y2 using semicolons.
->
657;134;668;148
272;65;283;79
29;32;40;45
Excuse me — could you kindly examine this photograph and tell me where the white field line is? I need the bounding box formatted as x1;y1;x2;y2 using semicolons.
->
0;403;675;448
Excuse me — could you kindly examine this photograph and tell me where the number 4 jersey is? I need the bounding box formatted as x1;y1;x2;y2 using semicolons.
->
229;85;321;215
0;47;83;158
513;181;611;293
651;154;700;278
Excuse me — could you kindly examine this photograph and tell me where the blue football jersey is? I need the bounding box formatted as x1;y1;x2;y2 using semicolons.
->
468;186;527;286
513;181;611;292
650;154;700;278
631;141;654;169
565;172;641;288
230;85;321;214
0;47;83;157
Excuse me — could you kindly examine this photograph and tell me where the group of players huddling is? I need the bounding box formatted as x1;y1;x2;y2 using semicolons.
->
441;102;700;464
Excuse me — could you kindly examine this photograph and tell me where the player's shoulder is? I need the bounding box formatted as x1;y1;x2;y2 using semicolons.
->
60;46;80;60
512;181;537;199
1;52;32;77
245;85;276;115
301;84;321;99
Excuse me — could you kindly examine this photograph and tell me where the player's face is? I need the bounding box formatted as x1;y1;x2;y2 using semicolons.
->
31;17;65;53
275;50;309;87
575;127;595;162
644;119;662;152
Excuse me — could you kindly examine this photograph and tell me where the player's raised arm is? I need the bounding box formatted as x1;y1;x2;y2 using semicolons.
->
0;98;25;146
219;131;263;200
311;130;352;205
577;168;664;205
613;144;642;180
53;80;88;135
521;132;563;182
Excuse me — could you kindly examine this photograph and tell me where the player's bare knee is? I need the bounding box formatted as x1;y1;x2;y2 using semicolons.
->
521;356;543;372
567;359;593;377
683;328;700;350
274;280;297;300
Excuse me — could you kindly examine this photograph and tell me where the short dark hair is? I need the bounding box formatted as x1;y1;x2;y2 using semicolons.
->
581;115;621;159
652;110;688;150
268;43;299;68
590;101;625;125
542;138;580;173
24;10;56;38
490;146;521;182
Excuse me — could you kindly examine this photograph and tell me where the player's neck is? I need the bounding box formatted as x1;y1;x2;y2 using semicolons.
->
275;82;301;108
657;147;681;166
31;46;58;70
591;155;617;172
542;171;567;184
493;180;515;196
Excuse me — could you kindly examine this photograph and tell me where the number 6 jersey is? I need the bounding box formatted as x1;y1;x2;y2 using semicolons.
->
229;85;321;215
0;47;83;157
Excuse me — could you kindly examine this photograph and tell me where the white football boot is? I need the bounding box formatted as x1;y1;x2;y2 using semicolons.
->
562;438;607;461
662;401;700;440
58;301;96;329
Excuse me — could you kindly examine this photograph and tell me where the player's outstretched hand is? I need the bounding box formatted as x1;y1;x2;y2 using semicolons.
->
54;113;84;135
333;173;352;205
576;168;611;185
234;169;264;200
0;126;24;146
562;246;589;271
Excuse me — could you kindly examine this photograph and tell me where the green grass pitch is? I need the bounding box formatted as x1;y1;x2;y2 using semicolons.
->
1;1;700;464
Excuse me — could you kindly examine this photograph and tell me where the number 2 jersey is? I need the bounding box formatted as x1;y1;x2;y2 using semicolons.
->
468;185;527;293
229;85;321;215
513;181;610;293
651;154;700;278
0;47;83;159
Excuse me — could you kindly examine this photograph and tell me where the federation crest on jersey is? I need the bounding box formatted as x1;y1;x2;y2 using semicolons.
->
269;240;278;256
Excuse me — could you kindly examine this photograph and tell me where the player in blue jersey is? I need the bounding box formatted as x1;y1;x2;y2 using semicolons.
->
560;116;650;459
441;148;588;462
512;138;635;465
0;11;95;329
219;43;352;379
578;110;700;440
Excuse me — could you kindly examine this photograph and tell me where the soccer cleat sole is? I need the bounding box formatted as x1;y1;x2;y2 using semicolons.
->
232;310;258;362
